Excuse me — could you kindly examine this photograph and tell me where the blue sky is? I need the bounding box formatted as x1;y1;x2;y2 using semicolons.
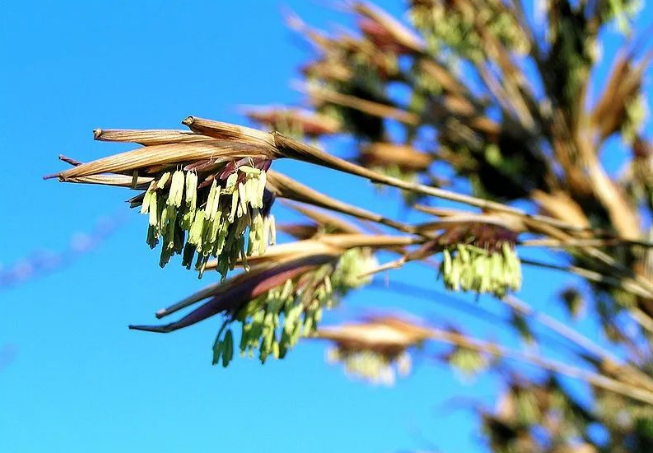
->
1;1;651;452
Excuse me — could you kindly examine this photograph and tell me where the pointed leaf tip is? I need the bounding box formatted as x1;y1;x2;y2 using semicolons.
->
128;324;171;333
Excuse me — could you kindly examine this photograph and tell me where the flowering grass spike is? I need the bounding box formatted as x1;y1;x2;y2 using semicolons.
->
436;222;522;297
138;163;274;277
212;247;378;366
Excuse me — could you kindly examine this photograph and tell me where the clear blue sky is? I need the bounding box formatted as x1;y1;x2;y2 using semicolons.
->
1;1;651;452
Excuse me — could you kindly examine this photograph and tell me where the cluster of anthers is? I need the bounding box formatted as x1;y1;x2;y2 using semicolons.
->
46;118;281;280
316;316;432;386
212;248;377;367
447;345;491;379
441;242;521;297
136;160;275;277
326;347;411;386
437;223;522;297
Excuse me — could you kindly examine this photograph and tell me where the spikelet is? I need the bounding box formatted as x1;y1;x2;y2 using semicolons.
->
210;247;377;366
439;242;521;297
134;162;274;278
436;223;522;297
326;347;411;386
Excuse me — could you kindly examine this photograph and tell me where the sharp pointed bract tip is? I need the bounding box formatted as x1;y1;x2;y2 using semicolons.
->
128;324;169;333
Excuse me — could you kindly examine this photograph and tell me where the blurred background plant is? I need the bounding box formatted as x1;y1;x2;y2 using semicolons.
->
251;1;653;450
38;0;653;451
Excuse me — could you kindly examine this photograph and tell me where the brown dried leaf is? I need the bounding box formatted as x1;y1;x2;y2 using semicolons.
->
592;51;650;142
204;239;344;271
94;129;214;146
531;190;590;230
149;252;340;328
182;116;277;150
242;106;341;136
359;142;433;171
64;174;154;188
316;315;431;351
53;141;271;181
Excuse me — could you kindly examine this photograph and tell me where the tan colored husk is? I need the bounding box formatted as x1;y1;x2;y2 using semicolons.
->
316;315;431;349
299;83;419;125
204;234;417;271
428;95;478;119
531;190;591;230
413;205;528;234
317;324;414;348
361;143;433;171
414;216;526;234
94;129;214;146
182;116;277;150
242;106;341;135
54;141;271;181
318;233;420;249
302;59;353;82
204;239;343;271
64;174;154;188
417;60;473;98
591;51;650;142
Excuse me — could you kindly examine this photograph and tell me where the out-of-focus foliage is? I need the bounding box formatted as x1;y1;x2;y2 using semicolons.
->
249;0;652;451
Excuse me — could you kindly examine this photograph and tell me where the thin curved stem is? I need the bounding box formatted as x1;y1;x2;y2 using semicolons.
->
500;294;653;392
426;327;653;406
